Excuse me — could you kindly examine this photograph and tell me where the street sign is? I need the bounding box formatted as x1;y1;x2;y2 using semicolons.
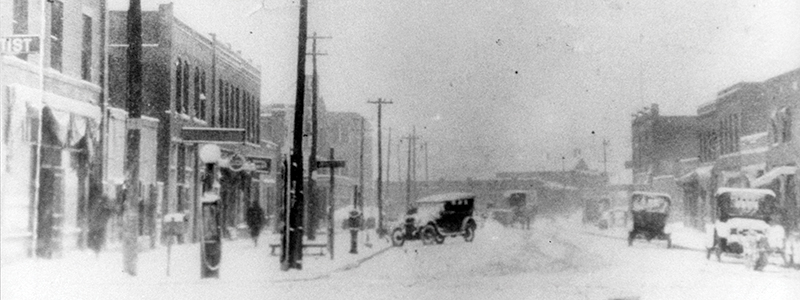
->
248;157;272;173
1;35;40;55
317;160;345;169
181;127;245;144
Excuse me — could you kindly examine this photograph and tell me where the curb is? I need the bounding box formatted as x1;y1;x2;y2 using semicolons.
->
581;230;705;252
271;244;394;283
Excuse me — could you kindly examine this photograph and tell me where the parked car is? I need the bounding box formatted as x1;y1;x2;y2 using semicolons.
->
706;188;788;271
390;192;477;247
627;192;672;248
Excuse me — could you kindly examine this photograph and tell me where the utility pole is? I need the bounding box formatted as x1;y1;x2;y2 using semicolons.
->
283;0;308;271
401;128;420;209
358;117;365;211
367;98;392;237
386;128;391;204
602;139;609;179
305;32;330;241
424;142;429;183
123;0;143;276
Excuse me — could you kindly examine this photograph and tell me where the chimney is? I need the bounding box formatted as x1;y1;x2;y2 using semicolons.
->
650;103;659;116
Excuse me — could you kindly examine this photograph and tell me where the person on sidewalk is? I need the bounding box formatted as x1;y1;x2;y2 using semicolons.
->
87;184;115;257
246;201;265;247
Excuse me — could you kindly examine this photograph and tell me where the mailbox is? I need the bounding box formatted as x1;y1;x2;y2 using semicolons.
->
163;213;187;236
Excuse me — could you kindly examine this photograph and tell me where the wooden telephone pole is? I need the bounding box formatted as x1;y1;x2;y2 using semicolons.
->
305;32;330;241
401;127;421;209
123;0;143;276
283;0;308;271
368;98;392;237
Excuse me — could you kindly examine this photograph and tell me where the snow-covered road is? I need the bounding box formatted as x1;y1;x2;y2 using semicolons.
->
275;215;800;300
3;214;798;300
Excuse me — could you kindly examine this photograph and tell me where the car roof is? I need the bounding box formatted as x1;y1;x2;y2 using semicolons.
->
715;187;776;198
502;190;533;197
631;191;672;199
416;192;476;203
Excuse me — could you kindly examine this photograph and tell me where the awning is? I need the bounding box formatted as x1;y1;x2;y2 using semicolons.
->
752;166;798;188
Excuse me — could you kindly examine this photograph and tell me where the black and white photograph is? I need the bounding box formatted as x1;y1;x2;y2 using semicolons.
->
1;0;799;299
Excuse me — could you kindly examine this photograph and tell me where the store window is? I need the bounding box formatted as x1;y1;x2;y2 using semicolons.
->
81;15;93;81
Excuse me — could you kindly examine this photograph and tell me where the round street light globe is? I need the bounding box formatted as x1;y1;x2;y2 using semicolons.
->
199;144;221;163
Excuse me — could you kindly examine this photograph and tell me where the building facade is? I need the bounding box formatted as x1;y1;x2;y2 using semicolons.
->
108;3;264;243
1;0;106;262
634;69;799;233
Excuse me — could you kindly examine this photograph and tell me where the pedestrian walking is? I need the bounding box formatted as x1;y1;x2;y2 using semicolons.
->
246;201;265;247
87;184;115;257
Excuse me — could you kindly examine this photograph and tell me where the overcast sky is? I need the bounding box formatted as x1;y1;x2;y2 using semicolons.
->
111;0;800;182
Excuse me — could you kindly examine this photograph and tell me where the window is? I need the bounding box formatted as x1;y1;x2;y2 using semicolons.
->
200;71;206;120
217;79;224;126
235;87;240;128
81;15;93;81
781;108;792;143
175;59;182;113
183;62;190;114
13;0;28;60
193;67;200;118
49;0;64;71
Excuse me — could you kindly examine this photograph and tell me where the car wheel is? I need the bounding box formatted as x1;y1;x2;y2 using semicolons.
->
463;224;476;242
421;225;437;245
435;234;445;244
627;231;635;246
754;252;768;271
391;228;405;247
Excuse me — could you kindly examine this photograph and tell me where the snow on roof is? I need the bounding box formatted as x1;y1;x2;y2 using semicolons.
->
752;166;798;188
416;192;476;203
715;187;776;198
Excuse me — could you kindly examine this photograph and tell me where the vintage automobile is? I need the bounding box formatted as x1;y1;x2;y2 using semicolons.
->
598;206;629;230
706;188;787;270
627;192;672;248
501;190;538;230
390;192;478;247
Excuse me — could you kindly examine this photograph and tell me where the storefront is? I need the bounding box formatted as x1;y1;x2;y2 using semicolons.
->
2;84;100;260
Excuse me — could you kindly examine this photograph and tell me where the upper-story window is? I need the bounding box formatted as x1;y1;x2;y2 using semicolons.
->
175;59;182;114
193;67;200;118
200;71;207;120
183;61;190;114
773;107;793;143
49;0;64;72
13;0;28;60
81;14;93;81
217;79;224;126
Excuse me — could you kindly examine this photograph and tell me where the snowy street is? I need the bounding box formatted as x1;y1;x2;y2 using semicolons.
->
290;215;800;300
4;213;798;300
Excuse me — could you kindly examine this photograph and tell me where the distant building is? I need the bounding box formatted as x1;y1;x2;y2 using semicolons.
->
1;0;107;261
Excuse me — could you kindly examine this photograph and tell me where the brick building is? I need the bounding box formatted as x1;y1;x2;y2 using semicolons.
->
108;3;264;243
1;0;106;261
635;68;799;232
630;103;699;222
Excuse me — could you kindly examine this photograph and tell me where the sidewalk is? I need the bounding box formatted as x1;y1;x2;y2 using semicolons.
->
1;229;392;299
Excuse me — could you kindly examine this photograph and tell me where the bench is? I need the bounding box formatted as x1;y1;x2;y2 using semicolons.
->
269;243;327;256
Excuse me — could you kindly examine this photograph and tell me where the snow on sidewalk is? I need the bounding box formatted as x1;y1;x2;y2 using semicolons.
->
1;229;391;300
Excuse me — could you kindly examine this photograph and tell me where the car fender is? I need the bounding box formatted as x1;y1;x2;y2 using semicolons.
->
461;217;476;231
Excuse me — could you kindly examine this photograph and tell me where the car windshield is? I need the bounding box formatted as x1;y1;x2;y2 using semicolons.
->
717;192;776;220
631;194;670;213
